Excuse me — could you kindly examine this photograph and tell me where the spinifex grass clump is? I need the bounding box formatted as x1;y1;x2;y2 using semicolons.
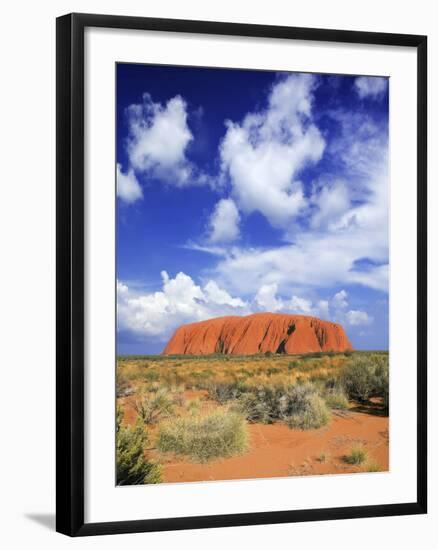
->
343;443;368;465
156;410;249;462
131;388;174;425
280;385;331;430
324;389;349;410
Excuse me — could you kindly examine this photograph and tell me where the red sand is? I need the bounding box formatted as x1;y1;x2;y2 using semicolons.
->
163;312;353;355
154;408;388;483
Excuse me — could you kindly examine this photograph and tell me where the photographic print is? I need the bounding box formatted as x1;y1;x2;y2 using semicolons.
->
115;63;389;486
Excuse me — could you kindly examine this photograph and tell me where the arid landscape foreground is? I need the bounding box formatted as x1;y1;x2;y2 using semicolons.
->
117;351;389;485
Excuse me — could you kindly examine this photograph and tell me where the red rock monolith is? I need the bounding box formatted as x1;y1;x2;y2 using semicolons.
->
163;312;353;355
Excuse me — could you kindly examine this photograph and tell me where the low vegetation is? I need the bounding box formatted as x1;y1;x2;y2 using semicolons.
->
116;351;388;482
228;382;330;429
343;443;368;465
341;354;389;407
116;408;161;485
156;410;249;462
284;391;331;430
324;389;349;410
317;451;329;463
131;388;174;425
366;460;381;472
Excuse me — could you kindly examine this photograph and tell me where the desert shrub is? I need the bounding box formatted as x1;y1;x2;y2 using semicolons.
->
171;391;186;407
132;388;174;425
234;383;330;430
233;391;274;424
156;411;248;462
341;355;389;405
116;410;161;485
373;356;389;409
143;369;159;382
325;390;349;410
116;371;133;398
267;367;281;376
186;398;202;415
285;392;331;430
341;357;376;402
207;380;243;404
343;444;368;465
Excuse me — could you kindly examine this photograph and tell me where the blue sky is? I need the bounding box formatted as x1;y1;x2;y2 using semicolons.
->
116;63;389;354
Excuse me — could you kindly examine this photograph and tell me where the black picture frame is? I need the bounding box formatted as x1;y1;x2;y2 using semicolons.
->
56;12;427;537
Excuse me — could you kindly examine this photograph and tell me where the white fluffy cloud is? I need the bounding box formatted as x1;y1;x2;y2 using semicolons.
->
208;198;240;243
126;94;193;185
117;272;249;341
289;295;314;315
346;310;372;326
117;270;373;343
120;93;215;196
331;289;348;311
254;285;372;327
219;74;325;228
206;106;389;297
354;76;388;99
116;163;143;203
255;283;284;312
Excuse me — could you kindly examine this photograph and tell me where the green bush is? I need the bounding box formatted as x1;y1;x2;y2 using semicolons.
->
341;355;389;405
341;358;375;401
373;356;389;408
132;388;174;424
156;411;249;462
116;410;161;485
325;390;349;410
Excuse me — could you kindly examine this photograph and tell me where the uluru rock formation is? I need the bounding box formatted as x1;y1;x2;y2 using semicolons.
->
163;312;353;355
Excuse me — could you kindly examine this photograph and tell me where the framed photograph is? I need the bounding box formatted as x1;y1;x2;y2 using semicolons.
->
56;13;427;536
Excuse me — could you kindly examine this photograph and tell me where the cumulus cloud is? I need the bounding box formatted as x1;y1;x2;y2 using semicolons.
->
121;93;214;191
289;295;313;314
331;289;348;311
253;285;372;327
116;163;143;203
208;198;240;243
255;283;284;312
354;76;388;100
117;272;249;341
346;310;372;326
126;94;193;185
205;105;389;297
219;74;325;228
117;270;372;343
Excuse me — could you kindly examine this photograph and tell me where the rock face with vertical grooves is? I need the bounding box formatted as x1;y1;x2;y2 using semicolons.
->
162;312;353;355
